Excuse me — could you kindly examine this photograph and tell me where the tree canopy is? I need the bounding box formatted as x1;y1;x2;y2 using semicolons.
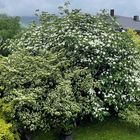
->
0;6;139;135
0;14;21;56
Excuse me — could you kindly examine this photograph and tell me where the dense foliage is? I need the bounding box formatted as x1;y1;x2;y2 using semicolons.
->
0;14;21;56
0;99;20;140
0;5;139;136
0;119;19;140
119;104;140;126
127;29;140;52
0;50;106;132
0;14;21;42
118;29;140;126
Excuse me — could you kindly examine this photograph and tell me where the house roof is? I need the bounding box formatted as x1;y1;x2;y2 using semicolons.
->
116;15;140;32
109;9;140;32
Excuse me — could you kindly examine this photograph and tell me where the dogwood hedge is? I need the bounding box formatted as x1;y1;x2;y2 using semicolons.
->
0;8;139;133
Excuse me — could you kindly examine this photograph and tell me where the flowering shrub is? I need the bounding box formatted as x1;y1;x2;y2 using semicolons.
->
118;29;140;126
0;5;139;133
0;50;107;132
119;104;140;126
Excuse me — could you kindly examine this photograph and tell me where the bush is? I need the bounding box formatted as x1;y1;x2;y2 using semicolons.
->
0;50;107;132
127;29;140;52
118;29;140;127
119;104;140;126
0;5;139;133
0;119;20;140
0;99;20;140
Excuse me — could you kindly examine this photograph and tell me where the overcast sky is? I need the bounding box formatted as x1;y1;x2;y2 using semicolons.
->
0;0;140;17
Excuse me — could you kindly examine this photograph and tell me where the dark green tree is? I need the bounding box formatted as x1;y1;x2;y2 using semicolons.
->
0;14;21;56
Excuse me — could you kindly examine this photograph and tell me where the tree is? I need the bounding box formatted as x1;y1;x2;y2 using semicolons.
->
0;14;21;56
0;5;139;138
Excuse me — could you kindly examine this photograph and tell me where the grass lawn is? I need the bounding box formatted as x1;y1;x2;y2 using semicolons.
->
33;118;140;140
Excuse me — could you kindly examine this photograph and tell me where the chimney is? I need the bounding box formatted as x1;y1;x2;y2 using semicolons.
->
110;9;114;16
133;15;139;21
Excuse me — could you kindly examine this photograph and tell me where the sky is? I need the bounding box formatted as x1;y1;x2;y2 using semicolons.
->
0;0;140;17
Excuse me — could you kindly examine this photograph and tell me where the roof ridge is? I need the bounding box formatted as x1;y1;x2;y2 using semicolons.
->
116;15;133;19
